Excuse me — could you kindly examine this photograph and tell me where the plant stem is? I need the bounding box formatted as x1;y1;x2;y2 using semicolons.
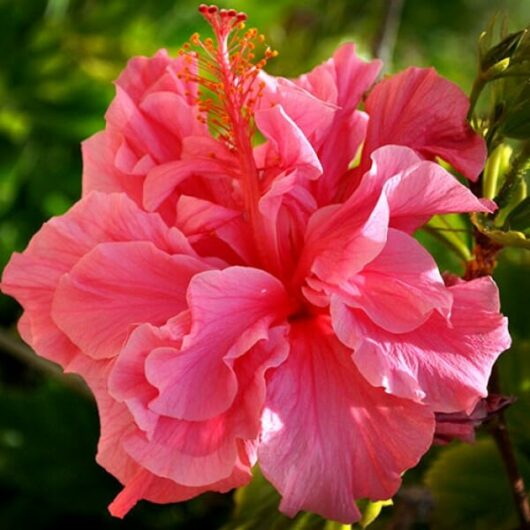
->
488;366;530;530
467;76;486;121
371;0;405;70
464;242;530;529
0;328;90;397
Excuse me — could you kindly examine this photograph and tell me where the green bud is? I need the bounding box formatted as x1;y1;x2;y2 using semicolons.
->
481;30;525;72
484;57;511;80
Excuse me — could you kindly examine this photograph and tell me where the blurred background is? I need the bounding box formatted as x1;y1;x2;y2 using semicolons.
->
0;0;529;528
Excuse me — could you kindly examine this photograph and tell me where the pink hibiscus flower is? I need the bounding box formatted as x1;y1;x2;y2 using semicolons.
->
1;5;509;524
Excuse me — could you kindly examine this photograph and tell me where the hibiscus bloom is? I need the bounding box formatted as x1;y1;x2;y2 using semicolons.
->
1;5;510;524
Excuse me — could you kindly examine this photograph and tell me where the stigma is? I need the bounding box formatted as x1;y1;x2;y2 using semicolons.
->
178;4;278;148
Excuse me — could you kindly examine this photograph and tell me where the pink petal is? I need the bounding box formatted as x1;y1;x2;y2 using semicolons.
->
259;171;318;279
259;318;434;523
145;266;290;421
82;131;144;201
109;463;250;518
67;353;251;519
373;146;492;232
140;91;204;139
259;45;381;206
176;195;255;264
117;323;288;486
258;72;337;141
348;145;492;232
363;67;487;181
314;110;368;205
255;104;322;180
298;190;389;285
297;43;382;114
331;229;452;333
0;192;182;366
109;317;191;436
51;241;208;359
116;50;195;104
106;85;178;164
333;277;510;412
143;158;230;212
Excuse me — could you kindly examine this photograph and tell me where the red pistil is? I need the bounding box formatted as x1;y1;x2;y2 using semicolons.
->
179;5;281;274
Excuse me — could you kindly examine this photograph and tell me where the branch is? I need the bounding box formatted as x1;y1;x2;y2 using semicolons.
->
0;328;90;398
371;0;406;69
465;247;530;529
488;366;530;529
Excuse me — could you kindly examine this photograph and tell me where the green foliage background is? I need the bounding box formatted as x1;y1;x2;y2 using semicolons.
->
0;0;529;528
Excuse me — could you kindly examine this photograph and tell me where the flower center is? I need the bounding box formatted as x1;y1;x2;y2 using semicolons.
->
179;5;280;273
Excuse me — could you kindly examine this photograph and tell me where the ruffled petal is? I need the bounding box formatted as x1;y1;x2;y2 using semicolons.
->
298;190;389;285
65;353;251;519
296;44;381;203
333;277;511;412
329;229;452;333
112;319;288;486
145;266;290;421
0;192;184;366
51;241;208;360
363;67;487;181
258;72;337;141
143;158;231;212
175;195;255;265
255;104;323;181
109;463;251;518
259;318;434;523
359;146;493;232
297;43;382;114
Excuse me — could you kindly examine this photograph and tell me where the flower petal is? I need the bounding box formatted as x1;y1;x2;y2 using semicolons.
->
51;241;207;360
331;228;452;333
109;464;250;518
258;72;337;141
259;318;434;523
348;146;492;232
145;266;290;421
373;146;492;231
114;321;288;486
0;192;182;365
255;104;322;180
298;190;389;285
66;353;251;519
176;195;255;264
143;158;230;212
298;43;382;115
333;277;510;412
363;68;487;181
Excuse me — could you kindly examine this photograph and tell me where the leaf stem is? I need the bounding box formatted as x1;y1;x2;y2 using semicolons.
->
467;76;486;121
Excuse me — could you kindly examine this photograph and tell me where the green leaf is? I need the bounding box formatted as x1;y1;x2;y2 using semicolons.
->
425;439;530;530
223;467;390;530
357;500;392;528
223;467;324;530
505;197;530;233
471;213;530;249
